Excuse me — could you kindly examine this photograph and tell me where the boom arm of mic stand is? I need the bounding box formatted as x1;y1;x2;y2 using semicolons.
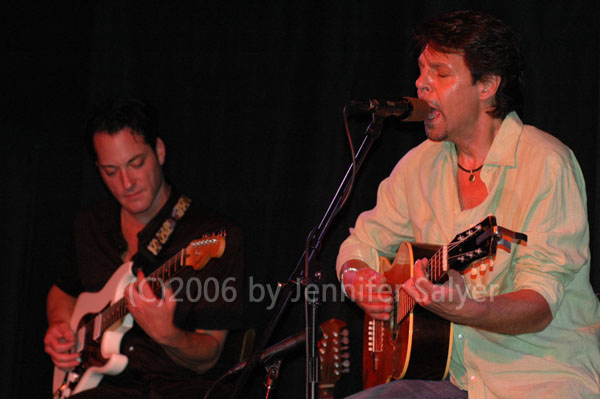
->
231;116;386;399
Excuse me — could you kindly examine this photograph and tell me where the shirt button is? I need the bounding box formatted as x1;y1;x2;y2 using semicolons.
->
128;346;135;352
458;334;464;341
470;375;477;382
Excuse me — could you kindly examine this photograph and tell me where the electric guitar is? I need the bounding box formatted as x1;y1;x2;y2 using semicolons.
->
52;232;226;398
318;319;350;399
362;215;526;388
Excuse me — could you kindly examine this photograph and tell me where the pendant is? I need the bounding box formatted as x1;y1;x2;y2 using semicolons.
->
458;162;483;183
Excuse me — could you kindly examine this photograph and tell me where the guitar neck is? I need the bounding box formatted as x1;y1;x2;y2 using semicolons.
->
390;243;445;327
98;248;186;334
319;386;335;399
427;245;450;284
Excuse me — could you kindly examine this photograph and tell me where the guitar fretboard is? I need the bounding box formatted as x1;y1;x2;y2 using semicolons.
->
90;249;187;339
394;245;447;323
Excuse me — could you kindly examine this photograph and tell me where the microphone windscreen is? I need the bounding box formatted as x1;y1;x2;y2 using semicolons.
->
403;98;430;122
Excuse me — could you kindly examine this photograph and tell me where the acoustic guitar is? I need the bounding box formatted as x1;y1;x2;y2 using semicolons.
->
362;216;526;388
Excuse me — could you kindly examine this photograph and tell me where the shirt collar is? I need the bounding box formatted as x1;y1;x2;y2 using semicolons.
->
484;111;523;167
442;111;524;168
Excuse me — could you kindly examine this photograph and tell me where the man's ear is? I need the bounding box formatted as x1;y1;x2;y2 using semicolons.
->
155;137;166;165
479;75;501;101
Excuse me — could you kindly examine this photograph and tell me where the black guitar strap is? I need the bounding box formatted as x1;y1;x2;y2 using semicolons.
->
133;194;192;274
146;195;192;256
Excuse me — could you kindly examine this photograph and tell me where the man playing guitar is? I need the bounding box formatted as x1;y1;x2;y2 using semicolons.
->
337;10;600;399
44;99;244;398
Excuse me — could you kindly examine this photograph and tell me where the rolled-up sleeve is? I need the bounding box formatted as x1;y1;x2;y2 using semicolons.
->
513;151;589;316
336;160;415;279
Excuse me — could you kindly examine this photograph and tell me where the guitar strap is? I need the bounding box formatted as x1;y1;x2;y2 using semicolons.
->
133;194;192;274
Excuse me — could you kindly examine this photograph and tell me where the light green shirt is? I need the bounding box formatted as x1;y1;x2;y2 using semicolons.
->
337;112;600;398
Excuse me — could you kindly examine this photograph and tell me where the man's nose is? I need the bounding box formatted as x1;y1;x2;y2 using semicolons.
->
120;170;135;191
415;73;430;97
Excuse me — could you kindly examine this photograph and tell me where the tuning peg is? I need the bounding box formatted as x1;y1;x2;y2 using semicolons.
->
342;360;351;368
498;237;512;251
341;336;349;345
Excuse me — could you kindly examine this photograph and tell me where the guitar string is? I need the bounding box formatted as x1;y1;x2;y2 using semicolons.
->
95;232;224;332
395;234;481;322
83;248;186;337
85;233;223;336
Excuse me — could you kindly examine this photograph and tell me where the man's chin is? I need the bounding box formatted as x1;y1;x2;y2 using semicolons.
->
425;128;446;142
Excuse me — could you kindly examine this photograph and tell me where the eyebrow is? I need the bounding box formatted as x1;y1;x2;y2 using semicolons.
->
418;59;448;70
97;153;146;168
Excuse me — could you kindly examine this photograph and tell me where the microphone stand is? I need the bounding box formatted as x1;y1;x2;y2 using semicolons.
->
264;358;283;399
231;114;386;399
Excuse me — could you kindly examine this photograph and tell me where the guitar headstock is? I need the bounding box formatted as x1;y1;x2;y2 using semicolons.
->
185;231;226;270
319;318;350;397
446;215;499;275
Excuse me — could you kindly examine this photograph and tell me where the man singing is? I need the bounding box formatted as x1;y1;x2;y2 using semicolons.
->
338;10;600;398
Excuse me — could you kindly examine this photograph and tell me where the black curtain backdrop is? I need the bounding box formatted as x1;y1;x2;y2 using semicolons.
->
2;1;598;398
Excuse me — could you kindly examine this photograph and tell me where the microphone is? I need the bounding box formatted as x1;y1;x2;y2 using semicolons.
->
347;97;430;121
228;329;314;374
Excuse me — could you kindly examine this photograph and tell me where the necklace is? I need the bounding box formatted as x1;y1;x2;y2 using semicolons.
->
457;163;483;182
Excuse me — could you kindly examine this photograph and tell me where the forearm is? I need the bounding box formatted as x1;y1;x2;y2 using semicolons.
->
47;285;76;325
447;289;553;335
160;329;227;374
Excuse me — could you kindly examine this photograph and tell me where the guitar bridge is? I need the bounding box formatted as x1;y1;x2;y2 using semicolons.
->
367;319;384;353
54;371;81;399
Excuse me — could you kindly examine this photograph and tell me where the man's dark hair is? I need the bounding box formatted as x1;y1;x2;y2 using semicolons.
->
86;98;159;160
413;10;525;119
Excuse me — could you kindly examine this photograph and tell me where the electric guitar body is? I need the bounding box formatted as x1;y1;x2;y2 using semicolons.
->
53;233;226;398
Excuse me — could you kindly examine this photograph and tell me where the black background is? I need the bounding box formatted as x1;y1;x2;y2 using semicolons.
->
2;1;598;398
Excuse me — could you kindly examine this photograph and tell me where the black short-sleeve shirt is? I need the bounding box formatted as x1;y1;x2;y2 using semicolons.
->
55;190;245;381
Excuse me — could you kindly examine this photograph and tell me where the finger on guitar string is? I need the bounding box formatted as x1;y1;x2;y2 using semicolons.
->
46;347;80;370
44;322;81;370
347;287;394;304
124;270;159;309
44;322;75;352
347;285;394;320
360;301;394;320
401;258;437;305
